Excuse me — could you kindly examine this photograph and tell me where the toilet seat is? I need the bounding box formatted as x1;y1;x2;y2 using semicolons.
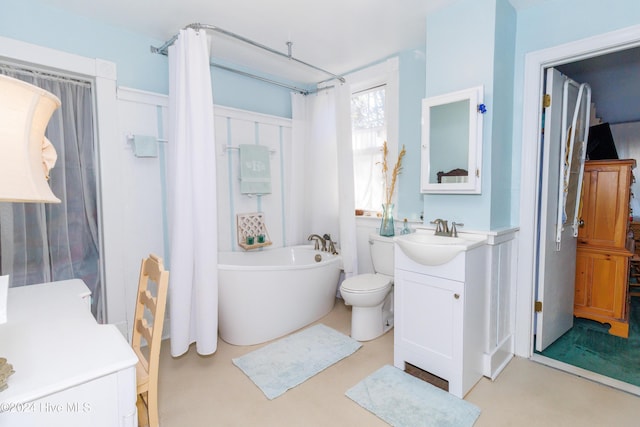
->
341;274;391;294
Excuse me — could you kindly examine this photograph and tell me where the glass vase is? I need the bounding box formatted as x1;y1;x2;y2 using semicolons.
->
380;203;395;237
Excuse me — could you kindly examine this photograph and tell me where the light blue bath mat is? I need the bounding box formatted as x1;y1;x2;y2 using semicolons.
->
233;324;362;399
346;365;481;427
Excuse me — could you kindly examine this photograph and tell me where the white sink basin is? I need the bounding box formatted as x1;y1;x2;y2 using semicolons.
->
394;231;486;266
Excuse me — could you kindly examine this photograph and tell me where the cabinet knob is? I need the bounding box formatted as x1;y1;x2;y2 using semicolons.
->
578;219;584;227
454;293;460;299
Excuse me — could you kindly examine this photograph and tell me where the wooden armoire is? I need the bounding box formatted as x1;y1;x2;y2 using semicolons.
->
574;159;635;338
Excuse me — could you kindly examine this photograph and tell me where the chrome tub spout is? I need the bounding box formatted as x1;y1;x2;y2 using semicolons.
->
307;234;326;251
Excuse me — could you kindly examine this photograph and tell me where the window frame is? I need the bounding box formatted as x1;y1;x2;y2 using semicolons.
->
351;84;387;213
0;35;119;325
348;58;399;216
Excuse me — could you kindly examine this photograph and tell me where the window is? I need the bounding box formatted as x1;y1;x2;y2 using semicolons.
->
347;57;399;215
351;85;387;213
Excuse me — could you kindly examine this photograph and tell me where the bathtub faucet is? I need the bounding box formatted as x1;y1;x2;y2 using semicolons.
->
323;234;339;255
307;234;326;251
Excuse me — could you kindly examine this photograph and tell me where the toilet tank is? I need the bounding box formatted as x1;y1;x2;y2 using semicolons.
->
369;233;395;276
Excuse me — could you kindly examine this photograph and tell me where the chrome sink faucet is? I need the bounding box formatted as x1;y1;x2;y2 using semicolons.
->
430;218;449;236
307;234;326;251
430;219;464;237
450;222;464;238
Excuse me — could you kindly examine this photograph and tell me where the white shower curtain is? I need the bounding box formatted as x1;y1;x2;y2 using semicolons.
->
287;94;308;246
291;84;358;278
334;83;359;278
168;28;218;357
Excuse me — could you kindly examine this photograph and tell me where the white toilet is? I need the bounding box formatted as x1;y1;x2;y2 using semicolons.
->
340;233;394;341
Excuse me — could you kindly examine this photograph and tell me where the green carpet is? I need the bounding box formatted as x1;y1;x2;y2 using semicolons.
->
538;296;640;386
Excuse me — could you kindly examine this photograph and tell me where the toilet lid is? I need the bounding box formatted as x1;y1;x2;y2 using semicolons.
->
341;274;391;293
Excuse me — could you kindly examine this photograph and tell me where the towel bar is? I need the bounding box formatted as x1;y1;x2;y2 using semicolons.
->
223;145;276;155
126;134;168;143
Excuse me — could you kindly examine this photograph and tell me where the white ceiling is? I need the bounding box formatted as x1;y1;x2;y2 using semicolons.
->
43;0;549;84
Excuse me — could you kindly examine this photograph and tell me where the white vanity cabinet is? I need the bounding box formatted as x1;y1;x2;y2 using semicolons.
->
393;240;487;398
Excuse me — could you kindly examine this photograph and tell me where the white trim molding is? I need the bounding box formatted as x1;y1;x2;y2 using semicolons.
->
475;227;519;380
0;36;124;329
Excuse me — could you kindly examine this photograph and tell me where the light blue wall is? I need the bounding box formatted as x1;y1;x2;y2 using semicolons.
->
2;0;295;118
510;0;640;223
423;0;639;230
209;60;303;118
397;49;427;222
424;0;500;230
489;0;516;229
2;0;428;223
1;0;168;93
13;0;634;233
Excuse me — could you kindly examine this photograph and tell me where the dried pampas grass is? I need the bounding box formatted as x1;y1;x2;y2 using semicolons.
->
381;141;406;207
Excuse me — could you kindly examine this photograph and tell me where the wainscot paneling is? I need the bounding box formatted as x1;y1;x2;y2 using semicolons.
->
214;106;292;252
115;90;294;340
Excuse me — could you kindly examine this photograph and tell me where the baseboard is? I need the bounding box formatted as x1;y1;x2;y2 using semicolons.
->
483;335;514;380
531;353;640;397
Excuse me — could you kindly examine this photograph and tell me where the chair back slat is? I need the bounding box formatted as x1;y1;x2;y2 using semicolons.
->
136;318;153;345
133;347;149;372
139;289;157;315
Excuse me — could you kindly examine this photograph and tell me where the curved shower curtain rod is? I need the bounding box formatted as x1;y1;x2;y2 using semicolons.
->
151;23;345;95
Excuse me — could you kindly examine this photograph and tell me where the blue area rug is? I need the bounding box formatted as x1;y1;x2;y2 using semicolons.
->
346;365;481;427
232;324;362;399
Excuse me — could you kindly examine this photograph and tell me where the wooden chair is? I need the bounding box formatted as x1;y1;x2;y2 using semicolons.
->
132;254;169;427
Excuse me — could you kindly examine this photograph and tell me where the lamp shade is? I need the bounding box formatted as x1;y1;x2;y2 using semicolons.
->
0;74;61;203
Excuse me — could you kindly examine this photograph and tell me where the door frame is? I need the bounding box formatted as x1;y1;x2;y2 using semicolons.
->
515;25;640;359
0;36;125;327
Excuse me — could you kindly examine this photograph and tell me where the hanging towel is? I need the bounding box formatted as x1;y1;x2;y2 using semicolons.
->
132;135;158;158
239;144;272;195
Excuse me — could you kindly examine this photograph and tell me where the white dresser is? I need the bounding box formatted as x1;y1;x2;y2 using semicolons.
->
0;279;138;426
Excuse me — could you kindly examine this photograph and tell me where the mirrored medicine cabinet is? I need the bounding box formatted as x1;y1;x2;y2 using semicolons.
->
420;85;484;194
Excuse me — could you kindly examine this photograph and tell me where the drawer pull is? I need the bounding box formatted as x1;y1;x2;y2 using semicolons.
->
454;293;460;299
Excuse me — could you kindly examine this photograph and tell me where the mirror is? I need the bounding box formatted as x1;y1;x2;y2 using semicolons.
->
420;86;484;194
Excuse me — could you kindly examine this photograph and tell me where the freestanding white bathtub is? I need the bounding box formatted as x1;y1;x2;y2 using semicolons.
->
218;245;342;345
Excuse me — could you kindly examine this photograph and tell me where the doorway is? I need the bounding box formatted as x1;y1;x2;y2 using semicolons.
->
0;64;102;319
0;36;121;326
516;24;640;395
